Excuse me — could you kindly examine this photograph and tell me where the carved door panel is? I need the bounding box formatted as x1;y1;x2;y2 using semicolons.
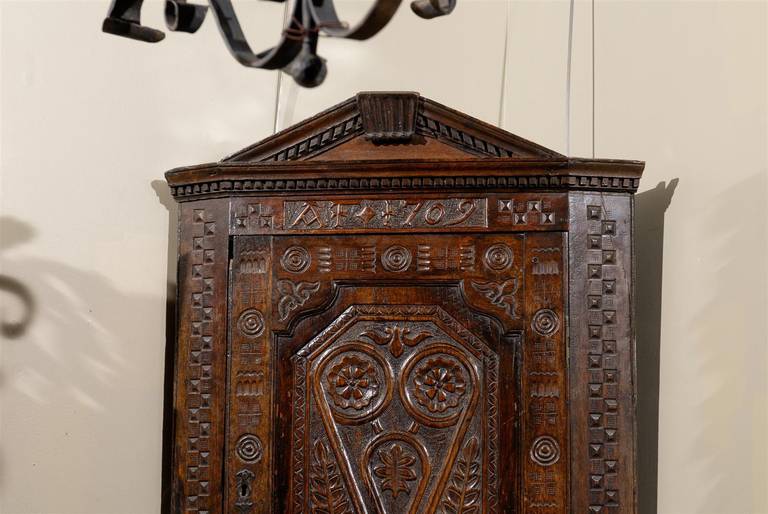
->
291;303;498;514
225;232;567;514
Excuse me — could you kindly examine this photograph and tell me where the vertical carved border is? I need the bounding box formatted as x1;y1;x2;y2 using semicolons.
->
568;193;637;514
522;232;567;513
226;236;274;512
173;201;229;513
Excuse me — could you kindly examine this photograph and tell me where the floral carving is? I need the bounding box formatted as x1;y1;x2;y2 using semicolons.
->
413;357;467;413
361;325;431;358
327;355;380;410
373;443;418;498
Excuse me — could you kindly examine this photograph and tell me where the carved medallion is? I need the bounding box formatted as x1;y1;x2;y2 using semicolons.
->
236;434;264;463
483;243;514;271
237;308;265;337
530;435;560;467
381;245;412;272
281;245;311;273
532;309;560;336
400;345;477;428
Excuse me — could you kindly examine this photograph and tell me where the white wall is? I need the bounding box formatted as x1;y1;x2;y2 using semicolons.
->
0;1;765;513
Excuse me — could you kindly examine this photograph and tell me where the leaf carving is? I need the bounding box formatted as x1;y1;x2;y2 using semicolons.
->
373;443;418;498
309;440;351;514
441;437;481;514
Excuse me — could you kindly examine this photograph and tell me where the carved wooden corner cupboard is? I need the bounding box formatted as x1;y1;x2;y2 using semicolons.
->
164;92;644;514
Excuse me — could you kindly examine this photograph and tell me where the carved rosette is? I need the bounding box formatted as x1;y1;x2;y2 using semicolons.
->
326;354;381;410
411;357;468;414
317;344;393;424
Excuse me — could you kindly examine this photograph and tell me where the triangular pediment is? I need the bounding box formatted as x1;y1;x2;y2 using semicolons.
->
222;92;564;163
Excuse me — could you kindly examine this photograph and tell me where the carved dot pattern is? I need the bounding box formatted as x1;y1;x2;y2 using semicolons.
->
381;245;412;272
530;435;560;467
281;245;311;273
238;308;265;337
236;434;264;463
484;243;514;271
531;309;560;336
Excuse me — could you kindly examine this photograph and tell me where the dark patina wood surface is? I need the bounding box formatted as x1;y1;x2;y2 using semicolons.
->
165;92;644;514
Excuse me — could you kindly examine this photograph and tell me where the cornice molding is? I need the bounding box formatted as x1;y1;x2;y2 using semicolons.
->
166;159;644;200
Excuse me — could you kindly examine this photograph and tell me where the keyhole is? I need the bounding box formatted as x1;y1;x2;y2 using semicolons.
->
239;482;250;498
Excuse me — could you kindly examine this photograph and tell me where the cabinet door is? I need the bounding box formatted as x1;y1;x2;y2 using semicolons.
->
225;233;567;514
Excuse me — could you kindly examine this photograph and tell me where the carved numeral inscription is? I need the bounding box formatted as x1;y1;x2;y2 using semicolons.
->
285;198;486;230
291;305;498;514
586;205;621;512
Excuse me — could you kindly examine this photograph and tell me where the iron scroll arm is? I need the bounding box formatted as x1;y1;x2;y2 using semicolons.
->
102;0;458;87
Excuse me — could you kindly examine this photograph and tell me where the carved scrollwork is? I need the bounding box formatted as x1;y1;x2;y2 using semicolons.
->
470;278;520;318
277;279;320;321
360;325;432;358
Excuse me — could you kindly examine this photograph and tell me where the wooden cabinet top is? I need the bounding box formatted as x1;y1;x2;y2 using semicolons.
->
165;92;643;201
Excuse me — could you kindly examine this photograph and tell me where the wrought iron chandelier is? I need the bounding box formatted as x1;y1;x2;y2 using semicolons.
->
102;0;457;87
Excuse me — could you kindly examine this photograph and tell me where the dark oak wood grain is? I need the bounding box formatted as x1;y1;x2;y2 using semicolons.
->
165;92;644;513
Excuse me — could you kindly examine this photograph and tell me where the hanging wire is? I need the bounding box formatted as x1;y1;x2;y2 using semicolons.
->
566;0;575;156
497;0;512;128
273;0;292;134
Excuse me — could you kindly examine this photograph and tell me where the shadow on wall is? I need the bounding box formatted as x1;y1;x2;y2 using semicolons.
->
151;179;179;514
0;213;173;513
634;179;678;514
1;217;36;339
